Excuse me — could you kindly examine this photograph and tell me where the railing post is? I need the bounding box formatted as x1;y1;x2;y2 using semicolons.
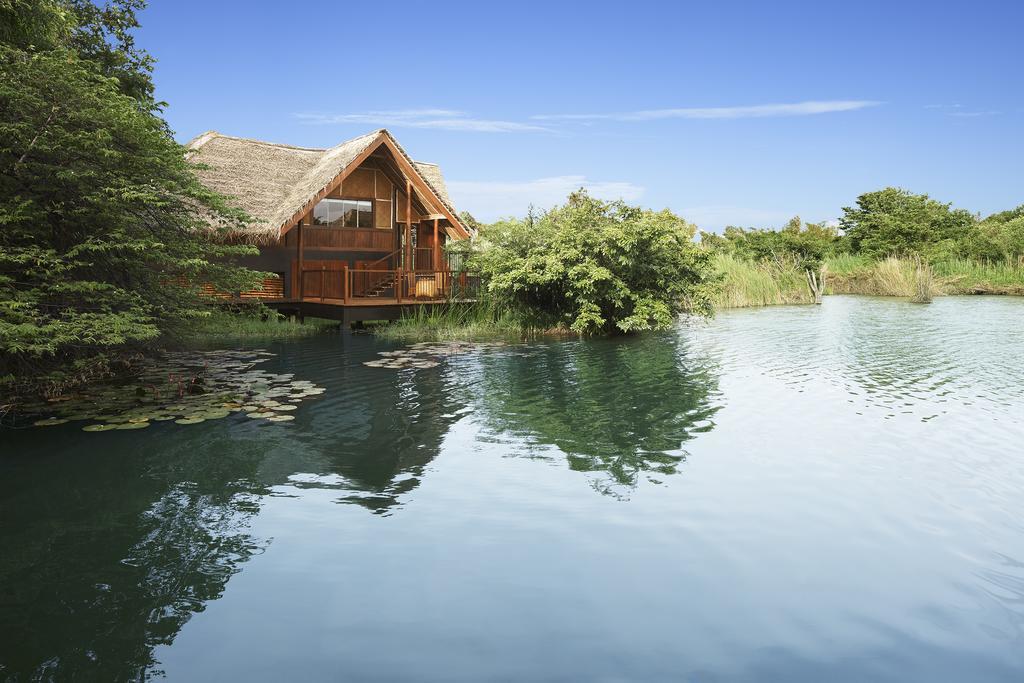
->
320;266;326;302
396;268;403;303
342;264;349;304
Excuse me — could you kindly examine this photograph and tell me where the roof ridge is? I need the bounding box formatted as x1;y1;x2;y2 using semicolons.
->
189;130;327;152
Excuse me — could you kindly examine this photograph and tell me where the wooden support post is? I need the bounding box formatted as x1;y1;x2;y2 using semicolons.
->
405;179;412;270
296;220;304;299
433;218;440;271
396;267;403;304
342;263;349;304
320;266;325;302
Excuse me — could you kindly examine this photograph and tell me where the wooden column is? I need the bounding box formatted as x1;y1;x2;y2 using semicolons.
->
405;179;412;270
296;220;304;299
433;218;440;271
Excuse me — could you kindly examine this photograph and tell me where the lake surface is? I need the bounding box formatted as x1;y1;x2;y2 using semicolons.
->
2;296;1023;682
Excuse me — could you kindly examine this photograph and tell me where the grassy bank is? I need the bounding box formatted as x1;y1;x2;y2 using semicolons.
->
165;307;339;345
375;301;545;342
826;255;1024;297
712;253;814;308
713;253;1024;309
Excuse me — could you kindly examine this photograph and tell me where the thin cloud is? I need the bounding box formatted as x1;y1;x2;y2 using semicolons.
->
533;100;880;122
925;103;999;117
447;176;645;221
948;110;1001;118
295;110;552;133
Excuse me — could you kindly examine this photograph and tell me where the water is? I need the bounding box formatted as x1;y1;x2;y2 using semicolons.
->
2;296;1023;682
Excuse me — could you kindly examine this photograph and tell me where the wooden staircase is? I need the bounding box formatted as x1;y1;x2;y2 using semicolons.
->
362;274;396;298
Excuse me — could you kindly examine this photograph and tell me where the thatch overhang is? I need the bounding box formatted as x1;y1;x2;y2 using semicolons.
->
186;129;469;244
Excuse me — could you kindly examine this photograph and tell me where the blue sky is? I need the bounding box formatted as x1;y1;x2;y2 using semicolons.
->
139;0;1023;230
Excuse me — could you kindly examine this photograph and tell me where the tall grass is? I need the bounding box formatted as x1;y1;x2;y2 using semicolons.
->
933;258;1024;295
166;307;338;344
824;255;939;297
376;300;541;342
712;253;813;308
824;255;1024;297
910;255;935;303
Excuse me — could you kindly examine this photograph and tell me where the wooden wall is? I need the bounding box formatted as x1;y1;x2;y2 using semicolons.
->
324;167;398;229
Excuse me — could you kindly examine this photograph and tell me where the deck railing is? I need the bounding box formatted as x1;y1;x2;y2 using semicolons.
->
298;267;479;304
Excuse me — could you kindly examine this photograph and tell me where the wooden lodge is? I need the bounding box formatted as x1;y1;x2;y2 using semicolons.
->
186;128;475;322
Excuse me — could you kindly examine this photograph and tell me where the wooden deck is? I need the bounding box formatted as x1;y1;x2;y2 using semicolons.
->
254;269;480;324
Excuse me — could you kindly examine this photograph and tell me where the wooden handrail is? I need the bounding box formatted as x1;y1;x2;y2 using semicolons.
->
295;267;479;302
368;247;402;270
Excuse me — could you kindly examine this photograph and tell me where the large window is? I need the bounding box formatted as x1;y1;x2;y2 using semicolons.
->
312;199;373;228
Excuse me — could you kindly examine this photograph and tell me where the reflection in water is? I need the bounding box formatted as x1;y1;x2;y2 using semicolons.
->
686;296;1024;421
0;338;470;678
1;296;1023;681
0;436;270;680
462;333;722;497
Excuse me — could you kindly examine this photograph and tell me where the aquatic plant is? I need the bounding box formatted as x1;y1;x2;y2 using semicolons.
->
363;341;510;369
13;350;325;431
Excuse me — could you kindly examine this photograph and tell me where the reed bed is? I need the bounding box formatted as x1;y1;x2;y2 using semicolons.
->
712;253;813;309
376;300;538;342
932;258;1024;295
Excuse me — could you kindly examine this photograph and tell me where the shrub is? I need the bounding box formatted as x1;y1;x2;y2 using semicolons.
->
471;192;718;335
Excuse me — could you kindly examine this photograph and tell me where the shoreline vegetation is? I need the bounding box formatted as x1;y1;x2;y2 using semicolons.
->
3;3;1023;404
167;308;338;344
714;253;1024;309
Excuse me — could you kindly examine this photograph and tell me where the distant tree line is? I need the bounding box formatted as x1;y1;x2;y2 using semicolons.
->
699;188;1024;266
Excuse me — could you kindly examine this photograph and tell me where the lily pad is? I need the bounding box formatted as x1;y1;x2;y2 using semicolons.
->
174;417;206;425
33;417;68;427
82;423;117;432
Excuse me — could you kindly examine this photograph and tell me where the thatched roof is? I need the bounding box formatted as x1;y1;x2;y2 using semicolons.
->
186;129;464;243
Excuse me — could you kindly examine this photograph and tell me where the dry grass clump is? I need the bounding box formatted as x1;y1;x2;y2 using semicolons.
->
827;256;940;298
712;253;813;308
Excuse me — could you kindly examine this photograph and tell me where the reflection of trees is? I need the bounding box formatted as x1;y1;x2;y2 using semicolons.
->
470;332;722;497
273;348;468;515
0;339;469;680
0;433;270;681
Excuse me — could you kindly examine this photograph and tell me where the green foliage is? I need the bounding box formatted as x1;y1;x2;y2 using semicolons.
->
0;2;264;394
840;187;975;258
471;191;718;335
701;215;838;269
962;206;1024;262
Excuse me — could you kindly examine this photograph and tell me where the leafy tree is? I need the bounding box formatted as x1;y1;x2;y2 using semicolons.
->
471;191;717;334
840;188;975;257
0;1;262;394
960;206;1024;262
701;216;839;269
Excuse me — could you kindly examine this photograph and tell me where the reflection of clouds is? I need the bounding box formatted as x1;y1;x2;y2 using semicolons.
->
689;296;1024;422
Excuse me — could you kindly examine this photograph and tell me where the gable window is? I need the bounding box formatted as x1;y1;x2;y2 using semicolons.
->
312;199;373;228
